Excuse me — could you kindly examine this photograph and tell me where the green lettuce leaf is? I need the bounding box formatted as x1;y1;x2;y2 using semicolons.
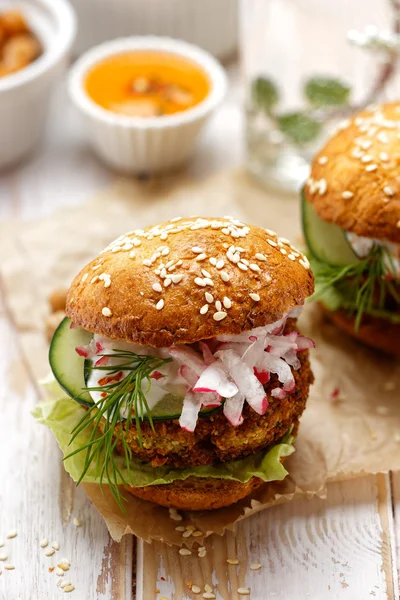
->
32;394;295;488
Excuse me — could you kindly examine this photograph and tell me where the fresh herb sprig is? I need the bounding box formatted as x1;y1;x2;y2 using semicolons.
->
311;244;400;329
65;350;172;510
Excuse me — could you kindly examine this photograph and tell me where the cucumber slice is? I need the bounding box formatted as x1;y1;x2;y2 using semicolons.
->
301;188;359;267
51;318;222;420
49;318;93;406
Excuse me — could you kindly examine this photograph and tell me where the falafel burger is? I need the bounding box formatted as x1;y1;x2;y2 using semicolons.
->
40;216;315;511
303;102;400;355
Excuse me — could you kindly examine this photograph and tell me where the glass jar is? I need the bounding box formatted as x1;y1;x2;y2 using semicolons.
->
240;0;399;192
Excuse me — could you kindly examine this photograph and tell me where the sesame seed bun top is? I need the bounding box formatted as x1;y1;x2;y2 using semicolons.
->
305;102;400;243
66;216;314;347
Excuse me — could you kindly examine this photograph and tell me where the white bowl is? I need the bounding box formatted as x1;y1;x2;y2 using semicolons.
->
68;36;228;175
69;0;238;60
0;0;76;170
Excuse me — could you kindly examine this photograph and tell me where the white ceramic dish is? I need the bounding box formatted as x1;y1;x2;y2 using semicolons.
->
0;0;76;170
69;0;238;60
69;36;228;175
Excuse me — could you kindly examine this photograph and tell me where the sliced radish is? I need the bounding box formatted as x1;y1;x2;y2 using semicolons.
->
199;341;215;366
223;391;245;426
179;392;202;432
169;345;206;376
193;363;238;398
271;387;286;399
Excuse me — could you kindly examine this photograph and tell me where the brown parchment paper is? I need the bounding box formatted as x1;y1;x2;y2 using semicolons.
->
1;168;400;545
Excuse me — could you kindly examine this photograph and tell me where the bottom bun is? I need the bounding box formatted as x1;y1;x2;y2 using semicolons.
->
126;476;264;511
322;306;400;356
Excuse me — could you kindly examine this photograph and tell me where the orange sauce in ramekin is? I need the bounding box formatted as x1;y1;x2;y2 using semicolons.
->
85;51;211;118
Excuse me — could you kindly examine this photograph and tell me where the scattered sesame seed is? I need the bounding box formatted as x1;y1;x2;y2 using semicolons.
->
60;581;71;589
220;271;230;282
0;553;8;561
377;131;389;143
175;526;185;532
192;531;203;537
299;258;310;269
156;299;164;310
52;541;60;551
265;228;276;236
360;140;372;150
129;250;136;259
280;248;287;255
318;156;328;165
58;562;70;572
227;558;239;565
204;585;213;593
237;588;250;595
213;311;227;321
170;216;182;222
160;233;168;241
182;530;192;538
202;269;212;278
203;278;214;286
111;246;121;253
267;239;277;247
56;567;65;576
379;151;389;161
250;563;262;570
63;585;75;593
255;253;266;261
161;248;170;256
164;278;172;287
57;578;63;587
342;191;354;199
215;300;222;311
90;276;99;284
361;155;372;163
216;259;225;269
45;548;55;557
179;548;192;556
205;292;213;303
238;262;248;271
198;550;207;558
81;273;88;283
223;297;232;309
318;179;327;195
249;263;261;272
169;508;182;521
196;253;207;261
203;594;216;599
142;259;152;266
192;585;201;594
351;148;364;159
384;186;394;196
209;257;217;266
102;307;112;317
249;293;260;301
40;538;48;548
288;254;296;260
4;564;15;571
152;283;162;292
171;273;183;284
366;164;377;171
192;246;203;254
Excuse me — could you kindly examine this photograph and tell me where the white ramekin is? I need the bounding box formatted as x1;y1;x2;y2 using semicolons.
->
0;0;76;170
68;37;228;175
69;0;238;60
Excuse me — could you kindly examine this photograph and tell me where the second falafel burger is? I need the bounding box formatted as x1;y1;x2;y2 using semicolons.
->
42;216;315;511
303;103;400;355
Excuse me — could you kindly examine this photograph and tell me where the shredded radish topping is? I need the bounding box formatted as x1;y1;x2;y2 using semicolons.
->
75;306;314;432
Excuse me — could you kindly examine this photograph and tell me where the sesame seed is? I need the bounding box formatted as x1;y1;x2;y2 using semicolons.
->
111;246;121;253
205;292;214;303
175;526;185;532
202;269;212;278
102;307;112;317
203;278;214;286
45;548;55;557
250;563;262;570
237;588;250;595
142;259;151;266
267;239;277;247
299;258;310;269
351;148;363;158
129;250;136;259
342;191;354;199
179;548;192;556
170;216;182;222
52;541;60;551
192;246;203;254
56;567;65;576
365;164;377;172
288;253;296;260
192;531;203;537
255;253;266;261
152;283;162;292
182;530;192;538
249;263;261;272
171;274;183;284
227;558;239;565
198;550;207;558
81;273;88;283
227;252;240;264
156;299;164;310
384;186;394;196
0;553;8;561
209;257;217;266
192;585;201;594
216;259;225;269
60;581;71;589
185;525;196;532
223;297;232;309
379;152;389;161
40;538;48;548
215;300;222;311
280;248;287;255
104;279;111;288
249;293;260;302
57;578;63;587
58;561;70;571
160;233;168;241
265;228;276;236
195;277;206;287
200;305;209;315
377;131;389;143
213;311;227;321
169;508;182;521
319;179;327;195
203;594;216;599
63;585;75;593
204;585;213;593
220;271;230;282
196;253;207;261
164;278;172;287
238;262;248;271
318;156;328;164
361;155;372;163
90;276;99;284
4;564;15;570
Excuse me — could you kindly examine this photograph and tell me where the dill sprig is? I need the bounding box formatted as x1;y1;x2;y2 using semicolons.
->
65;350;172;510
311;244;400;329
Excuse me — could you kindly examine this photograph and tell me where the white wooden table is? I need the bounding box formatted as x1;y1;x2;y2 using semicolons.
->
0;67;399;600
